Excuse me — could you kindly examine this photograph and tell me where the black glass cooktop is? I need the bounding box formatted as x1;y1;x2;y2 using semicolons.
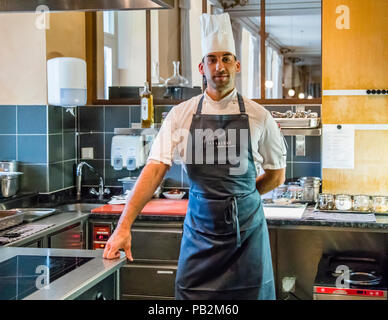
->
0;255;93;300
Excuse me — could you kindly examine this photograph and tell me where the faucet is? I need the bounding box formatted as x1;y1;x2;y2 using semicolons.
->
76;162;110;201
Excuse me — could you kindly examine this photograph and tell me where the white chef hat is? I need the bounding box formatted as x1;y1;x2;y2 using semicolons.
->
200;13;236;58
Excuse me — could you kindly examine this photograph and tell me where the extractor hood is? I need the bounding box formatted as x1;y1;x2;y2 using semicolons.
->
0;0;174;12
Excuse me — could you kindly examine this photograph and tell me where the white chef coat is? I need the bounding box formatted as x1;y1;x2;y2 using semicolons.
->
148;88;287;173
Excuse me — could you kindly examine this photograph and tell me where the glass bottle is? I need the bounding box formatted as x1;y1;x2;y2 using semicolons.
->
140;81;154;128
152;61;165;87
165;61;189;87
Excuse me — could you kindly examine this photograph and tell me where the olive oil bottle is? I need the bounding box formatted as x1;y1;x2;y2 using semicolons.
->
140;81;154;128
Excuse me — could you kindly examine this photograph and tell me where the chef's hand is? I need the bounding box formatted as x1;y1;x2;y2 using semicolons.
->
103;227;133;261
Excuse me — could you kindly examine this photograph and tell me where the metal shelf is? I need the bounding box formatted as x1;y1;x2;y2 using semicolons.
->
281;128;322;136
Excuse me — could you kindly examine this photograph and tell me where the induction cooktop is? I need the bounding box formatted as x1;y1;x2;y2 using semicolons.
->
0;255;93;300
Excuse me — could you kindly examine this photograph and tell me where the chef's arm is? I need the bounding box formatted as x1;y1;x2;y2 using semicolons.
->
255;168;286;195
115;160;170;231
103;160;169;260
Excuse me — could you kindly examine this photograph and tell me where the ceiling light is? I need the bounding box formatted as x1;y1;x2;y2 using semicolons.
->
265;80;274;89
288;89;295;97
308;95;313;99
298;93;305;99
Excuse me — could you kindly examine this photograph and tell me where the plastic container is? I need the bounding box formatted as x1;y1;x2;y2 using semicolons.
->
118;177;138;193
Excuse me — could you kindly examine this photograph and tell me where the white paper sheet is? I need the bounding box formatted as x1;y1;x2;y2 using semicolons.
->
263;206;306;220
322;124;355;169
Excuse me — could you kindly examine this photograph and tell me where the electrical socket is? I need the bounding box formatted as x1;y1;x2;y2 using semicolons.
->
282;276;296;293
81;147;94;159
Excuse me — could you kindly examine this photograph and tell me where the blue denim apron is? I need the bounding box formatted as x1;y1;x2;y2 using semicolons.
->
175;93;276;300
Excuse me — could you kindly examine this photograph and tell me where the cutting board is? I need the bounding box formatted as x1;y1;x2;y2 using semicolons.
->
91;199;188;216
263;205;306;220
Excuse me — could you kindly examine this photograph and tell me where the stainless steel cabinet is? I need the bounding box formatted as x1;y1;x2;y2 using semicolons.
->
120;220;183;299
131;222;182;262
120;263;177;300
48;222;85;249
22;238;43;248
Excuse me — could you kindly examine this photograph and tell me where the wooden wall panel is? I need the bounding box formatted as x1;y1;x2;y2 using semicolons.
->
323;0;388;90
322;96;388;124
322;130;388;195
46;12;86;60
322;0;388;195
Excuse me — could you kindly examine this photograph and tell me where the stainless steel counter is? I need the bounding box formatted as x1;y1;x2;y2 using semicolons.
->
4;211;89;247
0;247;126;300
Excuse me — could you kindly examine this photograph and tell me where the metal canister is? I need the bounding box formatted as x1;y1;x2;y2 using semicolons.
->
298;177;321;202
0;161;18;172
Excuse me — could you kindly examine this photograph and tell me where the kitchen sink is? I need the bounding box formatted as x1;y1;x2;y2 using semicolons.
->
55;203;104;213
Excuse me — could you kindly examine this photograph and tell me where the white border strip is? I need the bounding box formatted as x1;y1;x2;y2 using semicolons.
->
323;90;367;96
324;124;388;130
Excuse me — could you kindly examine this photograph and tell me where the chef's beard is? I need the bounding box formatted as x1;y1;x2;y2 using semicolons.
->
208;72;235;91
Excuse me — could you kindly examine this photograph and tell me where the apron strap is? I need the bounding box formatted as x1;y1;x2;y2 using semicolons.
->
224;196;242;248
195;92;246;115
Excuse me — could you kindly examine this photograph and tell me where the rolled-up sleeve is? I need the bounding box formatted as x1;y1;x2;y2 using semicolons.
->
258;111;287;170
147;108;178;166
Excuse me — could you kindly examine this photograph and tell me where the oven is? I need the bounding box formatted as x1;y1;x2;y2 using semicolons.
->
313;254;387;300
89;220;116;250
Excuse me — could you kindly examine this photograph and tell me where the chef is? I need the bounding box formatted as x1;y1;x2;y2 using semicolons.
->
103;13;286;300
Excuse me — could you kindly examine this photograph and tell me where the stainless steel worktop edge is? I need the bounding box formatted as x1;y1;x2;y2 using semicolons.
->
0;247;126;300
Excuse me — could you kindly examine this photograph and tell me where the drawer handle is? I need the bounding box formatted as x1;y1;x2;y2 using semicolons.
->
157;270;174;275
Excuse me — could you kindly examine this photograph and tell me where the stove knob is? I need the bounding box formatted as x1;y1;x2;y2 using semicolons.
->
371;90;376;94
367;90;371;94
377;90;381;94
382;90;387;94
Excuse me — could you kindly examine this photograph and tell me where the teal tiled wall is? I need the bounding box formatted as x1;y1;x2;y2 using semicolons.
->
0;105;77;194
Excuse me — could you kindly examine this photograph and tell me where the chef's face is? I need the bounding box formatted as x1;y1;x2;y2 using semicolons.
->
199;52;241;92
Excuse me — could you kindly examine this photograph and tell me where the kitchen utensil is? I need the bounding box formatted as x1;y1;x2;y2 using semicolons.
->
372;196;388;213
334;194;353;211
353;195;371;212
299;177;321;202
0;210;24;231
318;193;335;210
162;191;186;200
0;172;23;198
